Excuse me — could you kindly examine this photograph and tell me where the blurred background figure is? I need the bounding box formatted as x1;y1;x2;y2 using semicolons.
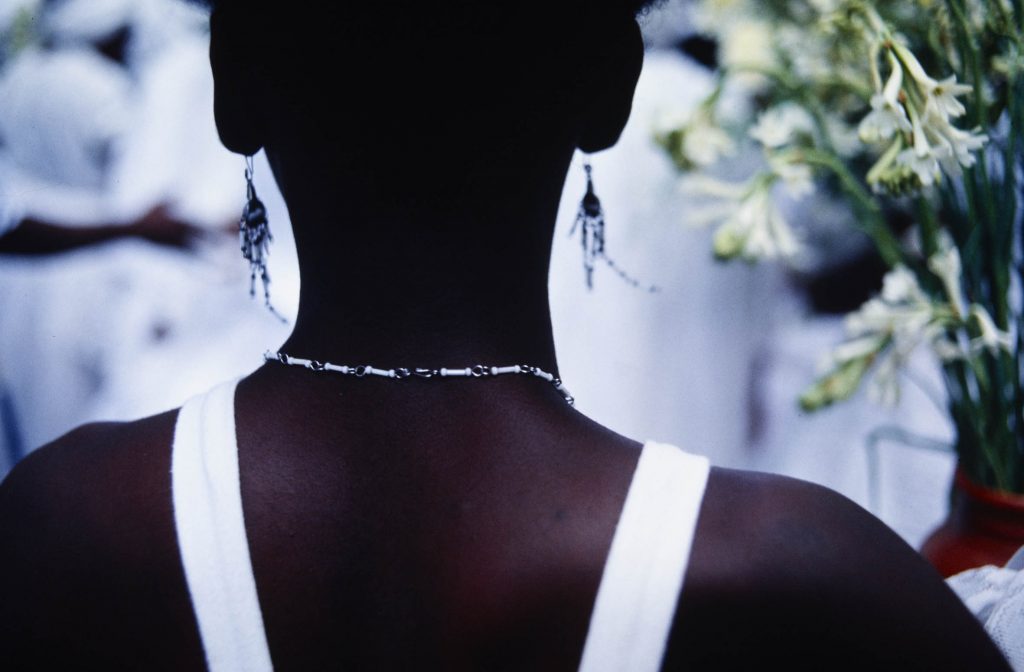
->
0;0;295;473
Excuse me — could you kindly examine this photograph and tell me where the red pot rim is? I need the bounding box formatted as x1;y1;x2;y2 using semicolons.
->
955;468;1024;510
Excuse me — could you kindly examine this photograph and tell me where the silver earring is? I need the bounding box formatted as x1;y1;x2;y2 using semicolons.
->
240;155;286;321
570;156;658;292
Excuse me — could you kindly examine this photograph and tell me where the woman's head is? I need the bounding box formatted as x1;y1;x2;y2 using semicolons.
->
203;3;661;369
207;3;657;180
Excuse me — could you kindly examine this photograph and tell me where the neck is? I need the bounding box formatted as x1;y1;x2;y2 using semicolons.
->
274;147;572;377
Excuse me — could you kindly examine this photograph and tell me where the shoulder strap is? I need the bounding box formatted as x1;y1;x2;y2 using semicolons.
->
577;441;710;672
171;379;274;672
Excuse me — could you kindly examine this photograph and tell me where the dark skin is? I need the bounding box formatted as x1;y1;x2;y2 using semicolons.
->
0;6;1012;670
0;204;206;255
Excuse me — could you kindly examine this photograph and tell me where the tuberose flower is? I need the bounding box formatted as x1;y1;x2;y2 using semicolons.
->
683;172;804;263
803;266;947;409
927;233;967;319
969;305;1013;355
896;115;946;187
859;54;912;144
924;75;974;119
750;103;816;149
655;106;735;172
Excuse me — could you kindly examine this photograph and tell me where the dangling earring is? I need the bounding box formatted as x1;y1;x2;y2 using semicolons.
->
571;158;604;289
570;156;658;292
240;155;286;321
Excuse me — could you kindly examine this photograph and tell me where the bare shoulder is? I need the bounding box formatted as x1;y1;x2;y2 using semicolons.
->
662;467;1011;671
0;411;203;669
0;411;177;542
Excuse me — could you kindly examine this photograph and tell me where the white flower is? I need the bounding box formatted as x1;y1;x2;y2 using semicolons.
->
896;147;943;186
921;106;989;171
655;106;735;171
859;94;913;144
969;305;1013;355
880;264;930;305
859;56;912;144
719;19;776;88
927;233;967;318
829;335;887;366
777;24;830;80
891;42;936;91
735;195;802;261
932;335;966;362
678;174;748;201
685;124;735;168
835;265;946;406
750;103;816;149
824;113;863;158
880;43;988;176
925;75;974;119
694;178;803;262
769;157;815;199
897;116;947;187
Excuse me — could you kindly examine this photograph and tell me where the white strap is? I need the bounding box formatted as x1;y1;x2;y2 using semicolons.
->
578;441;710;672
172;379;274;672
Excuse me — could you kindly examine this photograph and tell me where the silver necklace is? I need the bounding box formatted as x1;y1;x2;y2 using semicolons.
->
264;351;575;405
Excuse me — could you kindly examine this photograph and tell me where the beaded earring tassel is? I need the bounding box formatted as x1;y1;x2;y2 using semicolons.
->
240;156;286;322
570;158;658;292
571;160;604;289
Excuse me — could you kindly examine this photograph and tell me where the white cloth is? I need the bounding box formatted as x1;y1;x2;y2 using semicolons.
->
171;380;711;672
947;546;1024;671
578;440;710;672
0;47;132;195
172;379;274;672
0;13;286;462
0;173;21;236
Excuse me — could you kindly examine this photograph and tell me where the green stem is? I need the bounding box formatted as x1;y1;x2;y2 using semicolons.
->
798;148;904;266
915;196;940;259
946;0;990;126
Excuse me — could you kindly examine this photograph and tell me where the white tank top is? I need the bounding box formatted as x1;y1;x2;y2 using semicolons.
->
172;379;711;672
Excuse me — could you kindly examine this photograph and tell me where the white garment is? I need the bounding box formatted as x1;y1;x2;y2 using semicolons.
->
171;379;711;672
947;547;1024;671
0;15;288;461
0;47;132;195
172;379;273;672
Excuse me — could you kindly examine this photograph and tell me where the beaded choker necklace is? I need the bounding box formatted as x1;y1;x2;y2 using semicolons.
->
264;351;575;405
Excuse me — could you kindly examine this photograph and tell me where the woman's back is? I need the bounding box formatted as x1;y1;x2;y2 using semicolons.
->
0;364;1011;670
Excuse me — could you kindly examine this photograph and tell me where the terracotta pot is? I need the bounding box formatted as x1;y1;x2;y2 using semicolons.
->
921;469;1024;577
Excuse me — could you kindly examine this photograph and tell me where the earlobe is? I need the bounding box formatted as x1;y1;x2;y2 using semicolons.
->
209;9;264;156
577;19;644;153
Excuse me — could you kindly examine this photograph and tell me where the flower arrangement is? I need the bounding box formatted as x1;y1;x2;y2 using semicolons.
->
657;0;1024;493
